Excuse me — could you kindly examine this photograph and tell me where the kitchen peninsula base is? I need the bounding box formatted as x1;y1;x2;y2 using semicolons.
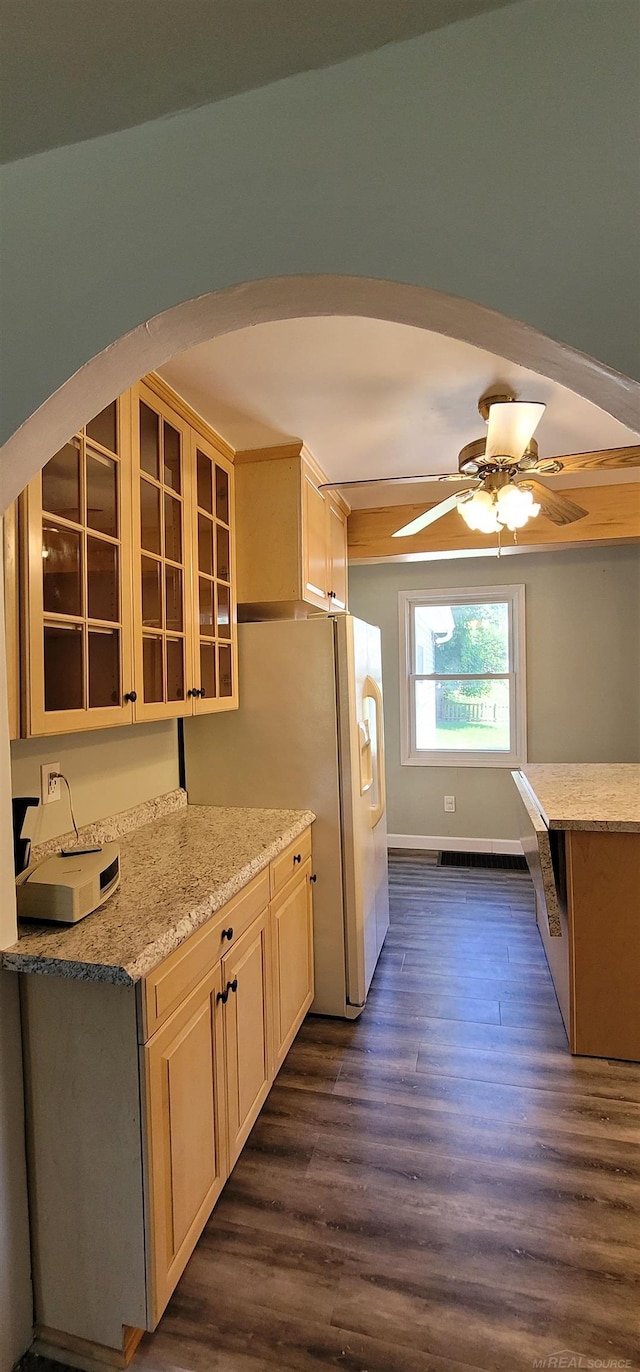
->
513;766;640;1062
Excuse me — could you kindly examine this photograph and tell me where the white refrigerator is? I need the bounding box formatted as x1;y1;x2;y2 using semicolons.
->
183;615;389;1018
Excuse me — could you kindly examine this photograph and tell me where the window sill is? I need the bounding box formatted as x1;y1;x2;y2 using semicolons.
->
402;752;524;768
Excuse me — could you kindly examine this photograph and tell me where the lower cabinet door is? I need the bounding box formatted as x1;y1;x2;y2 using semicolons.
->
221;909;272;1165
271;862;315;1071
144;962;227;1325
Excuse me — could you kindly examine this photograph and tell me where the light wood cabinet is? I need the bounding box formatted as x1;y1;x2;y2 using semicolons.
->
22;395;136;735
189;429;238;712
17;375;238;735
220;909;272;1164
144;961;228;1325
20;827;314;1364
142;840;312;1322
302;467;330;609
327;496;348;611
142;868;270;1040
235;444;349;619
271;860;315;1071
131;384;238;717
132;384;193;720
270;826;313;899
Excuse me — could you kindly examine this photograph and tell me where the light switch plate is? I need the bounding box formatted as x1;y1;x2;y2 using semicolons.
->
41;763;61;805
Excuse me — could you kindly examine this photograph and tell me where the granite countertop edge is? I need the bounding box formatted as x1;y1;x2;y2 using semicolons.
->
3;808;315;986
517;765;640;833
545;816;640;833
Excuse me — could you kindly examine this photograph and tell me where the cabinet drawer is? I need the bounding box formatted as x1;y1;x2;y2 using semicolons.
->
270;827;312;899
142;868;270;1040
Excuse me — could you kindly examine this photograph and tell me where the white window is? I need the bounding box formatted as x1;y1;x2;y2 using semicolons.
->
399;586;526;767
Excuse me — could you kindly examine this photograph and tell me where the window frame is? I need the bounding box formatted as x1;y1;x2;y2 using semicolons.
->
399;584;527;768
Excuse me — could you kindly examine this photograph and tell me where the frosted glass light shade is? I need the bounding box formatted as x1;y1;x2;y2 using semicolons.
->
458;489;501;534
496;483;541;530
485;401;545;461
457;482;541;535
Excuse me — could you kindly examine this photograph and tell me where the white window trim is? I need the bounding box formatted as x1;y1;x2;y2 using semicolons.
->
399;585;527;768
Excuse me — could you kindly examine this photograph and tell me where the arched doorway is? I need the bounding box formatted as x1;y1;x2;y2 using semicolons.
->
2;275;639;509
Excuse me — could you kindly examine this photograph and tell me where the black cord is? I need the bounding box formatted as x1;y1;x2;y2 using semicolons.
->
177;717;186;791
53;772;80;845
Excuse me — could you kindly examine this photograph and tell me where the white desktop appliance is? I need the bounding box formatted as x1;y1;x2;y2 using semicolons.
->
184;616;389;1017
16;843;121;923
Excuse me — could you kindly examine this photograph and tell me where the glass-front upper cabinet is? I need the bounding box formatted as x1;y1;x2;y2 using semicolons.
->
190;433;238;713
19;377;239;735
132;383;193;720
23;396;135;735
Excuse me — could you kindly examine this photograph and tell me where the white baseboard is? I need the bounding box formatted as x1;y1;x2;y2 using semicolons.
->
387;833;524;856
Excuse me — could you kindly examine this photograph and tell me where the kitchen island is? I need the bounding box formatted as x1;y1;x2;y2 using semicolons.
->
512;764;640;1062
2;792;315;1369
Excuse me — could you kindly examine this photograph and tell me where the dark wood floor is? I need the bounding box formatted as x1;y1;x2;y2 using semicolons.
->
135;852;640;1372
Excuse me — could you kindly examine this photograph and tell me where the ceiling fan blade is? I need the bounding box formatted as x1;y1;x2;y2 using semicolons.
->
521;478;588;525
485;401;545;461
538;444;640;474
318;471;462;491
392;488;475;538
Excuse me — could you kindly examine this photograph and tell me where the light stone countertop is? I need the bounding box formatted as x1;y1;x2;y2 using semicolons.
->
520;764;640;832
3;803;315;985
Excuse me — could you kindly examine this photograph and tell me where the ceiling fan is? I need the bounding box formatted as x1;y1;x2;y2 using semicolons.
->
319;391;640;540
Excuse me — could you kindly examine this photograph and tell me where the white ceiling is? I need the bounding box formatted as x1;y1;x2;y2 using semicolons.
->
159;317;639;508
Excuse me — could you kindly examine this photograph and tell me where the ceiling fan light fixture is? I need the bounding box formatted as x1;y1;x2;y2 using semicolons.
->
495;482;541;530
456;482;542;536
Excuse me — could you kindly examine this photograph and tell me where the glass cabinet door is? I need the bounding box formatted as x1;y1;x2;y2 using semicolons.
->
132;385;192;719
24;398;134;735
22;380;239;735
191;436;237;713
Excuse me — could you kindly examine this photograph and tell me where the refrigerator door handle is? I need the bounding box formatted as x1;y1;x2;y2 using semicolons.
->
363;675;386;829
358;719;373;793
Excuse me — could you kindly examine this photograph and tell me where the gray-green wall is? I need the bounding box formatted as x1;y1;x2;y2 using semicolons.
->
10;721;179;847
2;0;639;455
349;545;640;843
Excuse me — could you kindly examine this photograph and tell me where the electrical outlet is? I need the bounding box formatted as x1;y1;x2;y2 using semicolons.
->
444;795;456;813
41;762;61;805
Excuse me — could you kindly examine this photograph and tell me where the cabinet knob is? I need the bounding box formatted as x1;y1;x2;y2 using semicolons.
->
221;927;234;941
329;590;336;600
293;853;302;865
124;691;137;703
310;873;317;883
227;978;238;995
216;987;229;1005
199;687;206;698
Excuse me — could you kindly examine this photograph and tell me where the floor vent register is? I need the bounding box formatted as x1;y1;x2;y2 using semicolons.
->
438;850;528;871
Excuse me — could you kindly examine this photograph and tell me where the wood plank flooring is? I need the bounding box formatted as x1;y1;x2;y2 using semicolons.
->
134;851;640;1372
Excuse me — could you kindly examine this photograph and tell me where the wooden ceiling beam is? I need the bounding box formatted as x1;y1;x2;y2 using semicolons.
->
348;482;640;562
